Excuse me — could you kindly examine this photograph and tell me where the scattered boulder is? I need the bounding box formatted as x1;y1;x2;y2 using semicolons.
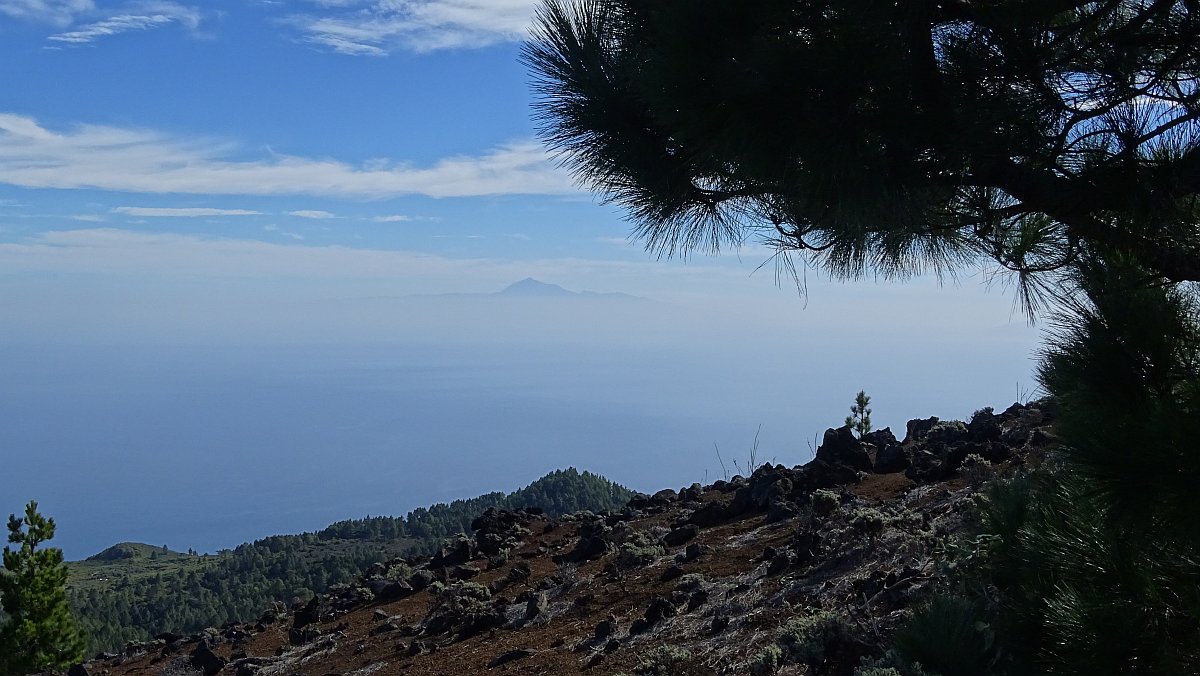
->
429;534;475;569
687;501;731;528
488;648;536;668
189;643;226;676
662;524;699;547
873;443;911;474
408;569;436;591
643;596;678;626
815;427;873;472
526;591;548;619
594;615;618;640
904;416;940;443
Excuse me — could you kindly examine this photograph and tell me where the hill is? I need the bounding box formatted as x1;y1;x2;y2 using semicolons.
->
78;402;1056;675
67;468;632;653
85;543;190;562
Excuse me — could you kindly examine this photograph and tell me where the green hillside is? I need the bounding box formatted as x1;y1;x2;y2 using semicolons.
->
68;468;632;653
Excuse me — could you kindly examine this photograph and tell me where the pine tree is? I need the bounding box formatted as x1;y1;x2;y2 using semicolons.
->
0;501;86;674
845;390;872;438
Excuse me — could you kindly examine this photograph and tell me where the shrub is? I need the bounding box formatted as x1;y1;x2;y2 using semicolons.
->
633;645;693;675
893;595;992;676
617;530;665;569
812;489;840;517
749;643;783;675
960;454;993;488
777;610;853;668
850;508;886;539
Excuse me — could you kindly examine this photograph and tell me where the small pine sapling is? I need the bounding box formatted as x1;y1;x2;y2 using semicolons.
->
0;501;87;673
846;390;872;438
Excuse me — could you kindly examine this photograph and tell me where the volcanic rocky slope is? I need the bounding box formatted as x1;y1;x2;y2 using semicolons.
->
75;401;1055;676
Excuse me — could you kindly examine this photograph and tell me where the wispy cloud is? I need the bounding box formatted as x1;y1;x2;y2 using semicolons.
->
0;113;578;198
48;3;200;45
71;213;105;221
113;206;261;217
289;0;534;55
288;210;336;219
0;0;94;27
0;228;670;289
4;1;201;42
372;214;412;222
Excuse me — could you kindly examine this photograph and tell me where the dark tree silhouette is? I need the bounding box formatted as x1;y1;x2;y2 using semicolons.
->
523;0;1200;311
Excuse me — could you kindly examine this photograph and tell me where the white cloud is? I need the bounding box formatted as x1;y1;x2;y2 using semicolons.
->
71;213;105;221
50;13;167;42
0;113;578;198
0;228;658;289
288;210;336;219
289;0;534;55
4;1;201;42
0;0;94;27
113;206;261;217
372;214;412;222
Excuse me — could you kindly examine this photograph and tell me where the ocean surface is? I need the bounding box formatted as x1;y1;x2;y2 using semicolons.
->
0;301;1038;559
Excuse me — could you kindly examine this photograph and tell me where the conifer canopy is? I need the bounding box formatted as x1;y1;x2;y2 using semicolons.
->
0;501;86;674
523;0;1200;310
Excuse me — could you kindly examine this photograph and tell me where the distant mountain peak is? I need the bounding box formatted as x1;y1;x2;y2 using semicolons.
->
498;278;576;296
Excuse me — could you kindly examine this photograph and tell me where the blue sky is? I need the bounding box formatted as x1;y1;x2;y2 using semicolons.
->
0;1;1044;557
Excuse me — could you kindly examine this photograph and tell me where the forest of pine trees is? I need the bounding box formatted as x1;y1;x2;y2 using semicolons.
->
68;468;632;653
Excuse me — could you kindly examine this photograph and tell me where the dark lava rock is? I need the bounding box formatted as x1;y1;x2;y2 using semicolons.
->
526;591;548;619
680;483;704;502
860;427;897;450
793;530;821;566
967;408;1002;441
643;596;678;625
687;589;709;612
67;665;90;676
659;564;685;583
651;488;679;505
408;569;436;591
429;536;475;569
292;596;323;629
687;501;730;528
873;443;910;474
289;626;321;646
767;551;795;576
594;616;618;640
449;564;481;581
683;543;710;561
905;416;940;443
370;621;399;636
663;524;700;547
800;459;861;490
815;427;873;472
488;649;536;668
189;644;226;676
407;640;430;656
766;498;799;524
366;579;412;602
906;449;951;484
